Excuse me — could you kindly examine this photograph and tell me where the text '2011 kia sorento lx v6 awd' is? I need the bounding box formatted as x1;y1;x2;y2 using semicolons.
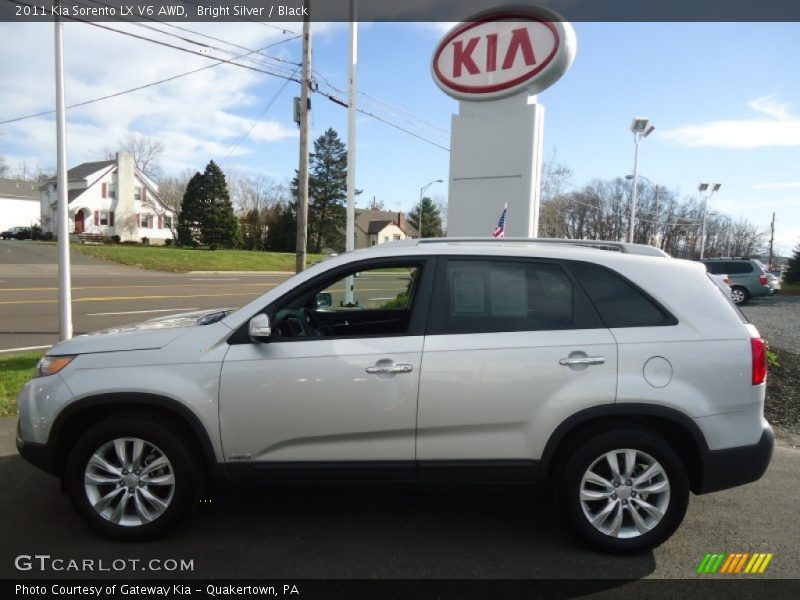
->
16;239;773;553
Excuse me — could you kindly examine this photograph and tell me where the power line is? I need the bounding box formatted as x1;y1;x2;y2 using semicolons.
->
220;69;299;167
0;41;294;126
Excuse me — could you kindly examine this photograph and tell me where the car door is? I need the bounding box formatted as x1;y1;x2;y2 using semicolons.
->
416;257;617;479
219;257;434;479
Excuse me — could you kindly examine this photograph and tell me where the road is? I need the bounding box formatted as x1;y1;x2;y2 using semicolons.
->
0;241;291;352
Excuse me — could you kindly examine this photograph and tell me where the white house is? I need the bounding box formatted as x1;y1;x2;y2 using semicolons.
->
0;178;40;232
354;209;418;249
41;152;175;243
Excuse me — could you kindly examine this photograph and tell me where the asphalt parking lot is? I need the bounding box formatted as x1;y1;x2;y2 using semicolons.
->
1;241;798;583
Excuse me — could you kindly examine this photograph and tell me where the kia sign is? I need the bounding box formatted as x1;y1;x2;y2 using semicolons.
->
432;7;577;101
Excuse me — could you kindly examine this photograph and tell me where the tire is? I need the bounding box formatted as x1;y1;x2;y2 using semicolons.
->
558;429;689;554
730;286;749;305
65;414;202;541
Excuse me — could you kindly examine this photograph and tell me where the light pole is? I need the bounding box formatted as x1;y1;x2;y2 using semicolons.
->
417;179;443;238
626;173;659;247
628;117;655;243
698;182;721;259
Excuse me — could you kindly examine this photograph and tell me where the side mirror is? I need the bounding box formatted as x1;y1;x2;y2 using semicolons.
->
315;292;332;309
248;314;271;342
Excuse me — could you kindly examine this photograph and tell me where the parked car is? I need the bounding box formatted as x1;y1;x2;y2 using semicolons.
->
708;272;732;299
0;226;32;240
17;238;772;553
700;258;773;305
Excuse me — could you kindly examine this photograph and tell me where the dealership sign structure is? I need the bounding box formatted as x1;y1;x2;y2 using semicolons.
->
432;7;576;237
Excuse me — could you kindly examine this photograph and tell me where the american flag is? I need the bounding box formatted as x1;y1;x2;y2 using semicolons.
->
492;203;508;238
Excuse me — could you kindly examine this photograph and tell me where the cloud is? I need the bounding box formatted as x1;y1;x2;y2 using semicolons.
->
659;94;800;149
0;21;300;174
752;181;800;190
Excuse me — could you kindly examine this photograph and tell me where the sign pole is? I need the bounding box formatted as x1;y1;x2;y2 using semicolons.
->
344;0;357;304
54;4;73;340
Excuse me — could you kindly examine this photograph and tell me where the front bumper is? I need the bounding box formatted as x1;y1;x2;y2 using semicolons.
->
16;421;59;476
695;424;774;494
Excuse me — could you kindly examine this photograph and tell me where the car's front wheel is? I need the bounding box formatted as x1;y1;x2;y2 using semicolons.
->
65;414;202;541
558;429;689;553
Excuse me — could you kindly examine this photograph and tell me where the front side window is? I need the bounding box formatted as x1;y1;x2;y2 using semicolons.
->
438;260;574;334
272;265;421;339
99;211;109;226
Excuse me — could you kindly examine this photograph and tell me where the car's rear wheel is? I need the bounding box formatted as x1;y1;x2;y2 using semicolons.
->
558;429;689;553
730;286;749;305
65;414;202;541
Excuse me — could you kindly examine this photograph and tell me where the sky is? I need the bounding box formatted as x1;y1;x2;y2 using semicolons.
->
0;20;798;255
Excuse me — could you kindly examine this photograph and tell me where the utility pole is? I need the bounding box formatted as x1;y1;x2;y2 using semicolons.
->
54;3;73;340
295;10;312;273
768;211;775;269
344;0;357;304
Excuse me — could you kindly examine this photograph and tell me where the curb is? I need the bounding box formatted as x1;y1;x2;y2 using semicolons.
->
186;271;295;275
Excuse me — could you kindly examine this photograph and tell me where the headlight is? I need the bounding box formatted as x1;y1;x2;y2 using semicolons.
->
35;355;76;378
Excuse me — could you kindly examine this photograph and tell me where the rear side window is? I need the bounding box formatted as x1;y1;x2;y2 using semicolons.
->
438;260;575;333
727;261;754;274
703;261;724;275
568;261;676;328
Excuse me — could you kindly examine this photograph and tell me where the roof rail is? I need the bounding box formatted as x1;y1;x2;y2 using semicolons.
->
416;237;670;257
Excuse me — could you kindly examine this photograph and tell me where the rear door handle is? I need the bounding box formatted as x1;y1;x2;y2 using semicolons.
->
559;356;606;366
365;364;414;374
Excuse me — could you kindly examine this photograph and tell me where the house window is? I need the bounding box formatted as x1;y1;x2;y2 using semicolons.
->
383;235;389;243
393;234;401;241
108;183;116;199
134;186;142;201
99;211;109;226
164;215;173;229
140;214;152;228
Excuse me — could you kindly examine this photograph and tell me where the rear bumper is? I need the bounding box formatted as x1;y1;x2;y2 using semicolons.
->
695;425;774;494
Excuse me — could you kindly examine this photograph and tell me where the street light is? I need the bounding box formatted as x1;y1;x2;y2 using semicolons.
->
698;182;722;259
418;179;443;238
628;117;655;243
626;173;660;247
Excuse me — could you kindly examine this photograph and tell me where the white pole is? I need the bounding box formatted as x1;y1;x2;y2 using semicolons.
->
344;1;357;304
54;8;73;340
629;135;640;244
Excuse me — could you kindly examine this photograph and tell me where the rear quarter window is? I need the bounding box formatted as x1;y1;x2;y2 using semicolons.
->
567;261;677;328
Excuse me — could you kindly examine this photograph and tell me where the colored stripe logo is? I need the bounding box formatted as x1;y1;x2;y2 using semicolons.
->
696;552;773;574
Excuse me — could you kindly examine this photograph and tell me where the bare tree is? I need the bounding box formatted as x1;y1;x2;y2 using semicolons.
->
95;133;165;178
151;169;193;240
0;154;9;178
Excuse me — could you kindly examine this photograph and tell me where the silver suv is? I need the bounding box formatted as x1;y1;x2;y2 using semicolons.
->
16;239;773;553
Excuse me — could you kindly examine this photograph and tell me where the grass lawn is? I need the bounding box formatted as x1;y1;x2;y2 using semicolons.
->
782;282;800;294
0;352;42;417
72;244;325;273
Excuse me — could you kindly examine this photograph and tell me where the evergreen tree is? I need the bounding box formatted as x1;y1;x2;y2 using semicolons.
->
294;128;348;253
176;172;205;247
784;240;800;284
408;196;443;238
265;202;297;252
201;160;240;249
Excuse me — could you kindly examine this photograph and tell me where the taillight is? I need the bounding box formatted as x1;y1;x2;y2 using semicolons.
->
759;273;768;286
751;338;767;385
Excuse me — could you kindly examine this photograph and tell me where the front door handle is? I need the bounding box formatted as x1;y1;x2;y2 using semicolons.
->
365;364;414;375
559;356;606;366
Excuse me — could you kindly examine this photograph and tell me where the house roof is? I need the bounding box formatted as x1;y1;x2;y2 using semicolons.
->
0;178;40;200
356;208;419;237
47;160;115;182
367;220;395;234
